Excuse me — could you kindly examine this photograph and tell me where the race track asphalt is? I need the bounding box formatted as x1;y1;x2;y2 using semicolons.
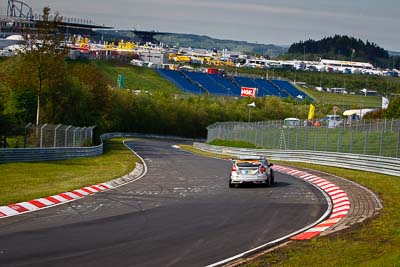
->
0;139;327;267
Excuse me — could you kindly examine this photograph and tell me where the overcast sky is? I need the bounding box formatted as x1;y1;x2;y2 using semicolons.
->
1;0;399;51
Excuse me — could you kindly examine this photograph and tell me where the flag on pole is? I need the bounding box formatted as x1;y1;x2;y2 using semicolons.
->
382;97;389;109
308;104;315;120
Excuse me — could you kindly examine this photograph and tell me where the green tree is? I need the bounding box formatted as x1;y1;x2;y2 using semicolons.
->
385;97;400;118
20;6;67;125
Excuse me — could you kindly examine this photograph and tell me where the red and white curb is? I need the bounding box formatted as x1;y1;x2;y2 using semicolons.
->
273;165;350;240
0;183;115;218
0;141;146;220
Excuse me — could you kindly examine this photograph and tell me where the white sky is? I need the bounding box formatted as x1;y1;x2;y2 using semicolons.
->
1;0;399;51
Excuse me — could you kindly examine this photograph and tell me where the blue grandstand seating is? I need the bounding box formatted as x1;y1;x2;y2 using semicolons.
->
232;76;264;97
156;69;306;99
254;79;288;97
184;71;229;95
156;69;204;94
271;80;305;99
207;74;241;96
233;76;288;97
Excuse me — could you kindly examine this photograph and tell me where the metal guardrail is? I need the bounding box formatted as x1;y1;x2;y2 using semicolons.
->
0;146;103;163
0;132;205;163
193;142;400;177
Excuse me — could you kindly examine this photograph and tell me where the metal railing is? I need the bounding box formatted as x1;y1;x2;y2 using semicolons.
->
0;132;204;163
206;119;400;158
23;123;95;148
193;142;400;177
0;127;100;163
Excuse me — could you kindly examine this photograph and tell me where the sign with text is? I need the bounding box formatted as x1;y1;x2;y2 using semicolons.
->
241;87;257;97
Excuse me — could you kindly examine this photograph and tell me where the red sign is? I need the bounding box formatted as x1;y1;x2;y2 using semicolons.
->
241;87;257;97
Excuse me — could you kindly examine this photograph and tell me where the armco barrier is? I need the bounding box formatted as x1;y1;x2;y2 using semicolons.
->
193;142;400;177
0;133;204;163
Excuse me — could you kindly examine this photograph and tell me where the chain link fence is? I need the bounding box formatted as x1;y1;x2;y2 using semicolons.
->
207;119;400;158
23;123;95;148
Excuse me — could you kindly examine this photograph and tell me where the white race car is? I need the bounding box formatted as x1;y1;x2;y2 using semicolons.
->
229;156;274;187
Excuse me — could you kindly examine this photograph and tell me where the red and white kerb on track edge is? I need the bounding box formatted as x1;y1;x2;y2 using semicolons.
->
273;165;350;240
0;183;114;219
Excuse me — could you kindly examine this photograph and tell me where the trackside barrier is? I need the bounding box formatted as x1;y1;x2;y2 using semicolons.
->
193;142;400;177
0;133;204;163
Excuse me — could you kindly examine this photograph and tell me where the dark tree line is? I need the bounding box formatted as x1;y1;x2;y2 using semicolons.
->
288;35;392;67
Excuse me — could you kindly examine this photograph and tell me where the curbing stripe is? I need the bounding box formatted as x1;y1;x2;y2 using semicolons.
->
18;202;40;211
333;196;350;204
273;165;350;241
45;196;61;204
9;204;29;213
332;206;350;213
0;140;145;220
28;200;47;208
51;195;69;202
74;189;89;196
81;188;95;194
0;206;19;216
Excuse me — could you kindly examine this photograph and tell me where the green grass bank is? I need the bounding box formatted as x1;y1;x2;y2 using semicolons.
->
0;138;139;206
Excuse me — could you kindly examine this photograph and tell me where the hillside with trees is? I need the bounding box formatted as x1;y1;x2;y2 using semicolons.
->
155;33;287;57
287;35;398;68
1;8;400;145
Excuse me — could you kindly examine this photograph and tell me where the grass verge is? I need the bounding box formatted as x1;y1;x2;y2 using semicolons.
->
180;145;400;266
92;60;180;94
299;86;382;107
179;144;235;159
208;139;259;149
0;138;139;206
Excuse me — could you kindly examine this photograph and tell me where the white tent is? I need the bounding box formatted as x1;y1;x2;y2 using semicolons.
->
343;108;377;119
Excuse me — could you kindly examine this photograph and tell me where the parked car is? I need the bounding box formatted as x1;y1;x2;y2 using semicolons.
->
320;115;343;128
283;118;300;128
229;156;274;187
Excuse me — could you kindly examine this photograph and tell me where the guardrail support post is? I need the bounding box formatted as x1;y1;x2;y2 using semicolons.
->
379;125;385;156
80;127;86;146
90;126;95;144
325;126;328;151
337;127;342;152
73;127;80;147
314;127;318;151
397;129;400;158
54;124;62;147
24;123;32;148
364;129;369;155
65;125;72;147
40;123;48;148
350;127;354;153
305;125;309;150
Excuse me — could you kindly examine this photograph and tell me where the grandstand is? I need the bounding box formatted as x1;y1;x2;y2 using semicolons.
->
208;74;241;96
271;80;305;98
156;69;204;94
156;69;308;99
184;71;236;96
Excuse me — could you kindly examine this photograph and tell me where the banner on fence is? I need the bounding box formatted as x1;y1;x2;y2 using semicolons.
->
241;87;257;97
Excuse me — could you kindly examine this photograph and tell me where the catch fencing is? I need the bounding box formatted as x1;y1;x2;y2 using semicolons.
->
193;142;400;177
207;119;400;158
23;123;95;148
